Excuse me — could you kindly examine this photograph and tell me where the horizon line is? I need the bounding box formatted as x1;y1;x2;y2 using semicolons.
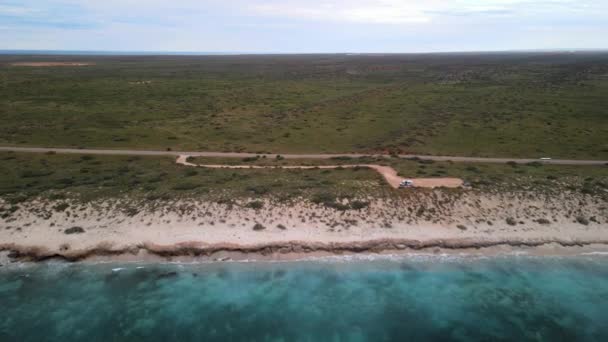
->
1;48;608;56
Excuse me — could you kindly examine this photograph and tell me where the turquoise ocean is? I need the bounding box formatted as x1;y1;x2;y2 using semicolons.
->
1;255;607;341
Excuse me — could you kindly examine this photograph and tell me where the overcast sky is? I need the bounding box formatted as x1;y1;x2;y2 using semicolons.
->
0;0;606;53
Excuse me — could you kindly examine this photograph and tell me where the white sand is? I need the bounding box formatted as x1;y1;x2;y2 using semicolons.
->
1;190;606;260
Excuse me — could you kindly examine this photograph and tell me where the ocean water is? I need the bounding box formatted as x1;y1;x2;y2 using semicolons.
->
1;256;607;341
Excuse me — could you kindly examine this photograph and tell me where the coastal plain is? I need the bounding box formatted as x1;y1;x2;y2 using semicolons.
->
1;52;607;261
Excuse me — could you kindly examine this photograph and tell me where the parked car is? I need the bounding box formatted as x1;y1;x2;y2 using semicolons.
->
399;180;414;188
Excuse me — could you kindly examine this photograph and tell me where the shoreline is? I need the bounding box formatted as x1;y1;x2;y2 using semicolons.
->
3;240;608;265
3;244;608;267
2;191;606;264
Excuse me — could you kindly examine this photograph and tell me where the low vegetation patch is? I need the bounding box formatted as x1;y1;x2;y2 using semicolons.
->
171;182;201;191
53;203;69;212
64;226;85;234
252;223;266;231
536;218;551;225
246;201;264;210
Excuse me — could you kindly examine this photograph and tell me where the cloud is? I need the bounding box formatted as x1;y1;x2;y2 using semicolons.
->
0;0;606;52
247;0;597;24
0;0;99;29
251;1;431;24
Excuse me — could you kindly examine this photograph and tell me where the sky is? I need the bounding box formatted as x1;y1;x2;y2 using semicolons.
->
0;0;606;53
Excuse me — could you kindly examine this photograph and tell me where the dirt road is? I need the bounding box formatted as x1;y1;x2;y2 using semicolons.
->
176;155;464;189
1;146;606;165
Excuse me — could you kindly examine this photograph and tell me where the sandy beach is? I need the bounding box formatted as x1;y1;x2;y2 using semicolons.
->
2;189;607;262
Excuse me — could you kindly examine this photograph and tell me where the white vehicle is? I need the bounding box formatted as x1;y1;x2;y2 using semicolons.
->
399;180;414;188
540;157;552;160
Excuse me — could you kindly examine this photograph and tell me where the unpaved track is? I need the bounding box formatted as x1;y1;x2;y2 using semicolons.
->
1;146;606;165
10;62;94;67
176;155;463;189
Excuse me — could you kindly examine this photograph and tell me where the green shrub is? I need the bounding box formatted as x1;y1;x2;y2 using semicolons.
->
350;200;369;210
526;161;543;167
172;182;200;190
506;217;517;226
465;166;480;173
246;201;264;210
49;193;66;200
253;223;266;231
184;169;198;177
53;203;69;212
123;207;139;217
64;226;85;234
246;185;270;195
312;192;335;204
20;170;54;178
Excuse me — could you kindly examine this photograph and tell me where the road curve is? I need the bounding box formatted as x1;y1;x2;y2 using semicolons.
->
0;146;607;165
175;156;463;189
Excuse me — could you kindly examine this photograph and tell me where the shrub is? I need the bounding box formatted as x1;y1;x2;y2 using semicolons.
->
457;225;467;231
20;170;53;178
53;203;69;212
350;200;370;210
506;217;517;226
246;185;270;195
536;218;551;225
184;169;198;177
64;226;85;234
465;166;480;173
49;193;66;200
172;182;200;191
312;192;336;204
277;224;287;230
246;201;264;210
576;216;589;225
57;178;74;185
325;202;350;211
253;223;266;231
526;161;543;168
275;155;284;161
123;207;139;217
416;207;425;217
